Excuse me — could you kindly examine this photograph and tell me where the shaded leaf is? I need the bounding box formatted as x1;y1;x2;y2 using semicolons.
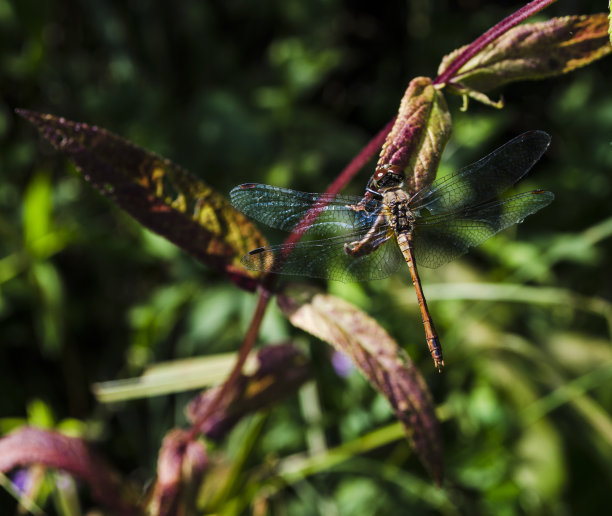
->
377;77;452;195
438;14;612;98
0;427;139;516
187;343;310;439
277;285;443;484
16;109;267;291
148;429;208;516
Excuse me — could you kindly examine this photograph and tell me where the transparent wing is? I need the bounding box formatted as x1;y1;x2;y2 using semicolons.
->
241;231;405;282
230;183;405;281
413;190;554;268
410;131;551;216
230;183;377;236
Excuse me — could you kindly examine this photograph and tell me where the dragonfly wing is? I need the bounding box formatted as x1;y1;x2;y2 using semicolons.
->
231;184;402;281
230;183;374;236
242;231;404;282
413;190;554;268
410;131;551;215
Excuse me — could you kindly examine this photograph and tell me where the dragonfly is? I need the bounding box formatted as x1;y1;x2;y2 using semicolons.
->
230;131;554;371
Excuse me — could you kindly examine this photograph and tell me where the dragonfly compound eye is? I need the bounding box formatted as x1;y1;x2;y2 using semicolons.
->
372;169;386;185
371;164;404;190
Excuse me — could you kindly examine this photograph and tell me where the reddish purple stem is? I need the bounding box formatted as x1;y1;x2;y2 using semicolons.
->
282;117;396;248
434;0;558;86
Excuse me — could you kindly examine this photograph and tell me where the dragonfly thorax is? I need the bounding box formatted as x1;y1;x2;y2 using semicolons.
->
382;189;415;233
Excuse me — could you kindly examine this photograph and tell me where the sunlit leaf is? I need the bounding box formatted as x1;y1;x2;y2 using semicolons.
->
148;429;207;516
277;285;443;484
0;427;138;516
377;77;452;195
439;14;612;101
22;172;53;253
93;352;242;402
16;109;268;290
609;2;612;45
187;343;310;439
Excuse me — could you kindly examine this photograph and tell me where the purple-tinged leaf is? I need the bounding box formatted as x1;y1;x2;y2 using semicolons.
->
277;285;443;484
438;14;612;104
148;429;207;516
187;343;310;439
16;109;268;291
0;427;139;516
377;77;452;195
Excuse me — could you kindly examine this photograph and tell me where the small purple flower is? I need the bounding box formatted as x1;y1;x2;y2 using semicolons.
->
11;468;31;493
331;351;355;377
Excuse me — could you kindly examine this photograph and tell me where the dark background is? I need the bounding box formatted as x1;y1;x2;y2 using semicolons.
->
1;0;611;513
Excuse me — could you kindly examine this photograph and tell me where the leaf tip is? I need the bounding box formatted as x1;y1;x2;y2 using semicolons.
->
14;108;34;122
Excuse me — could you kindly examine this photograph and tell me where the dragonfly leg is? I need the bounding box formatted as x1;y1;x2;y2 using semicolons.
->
344;211;388;258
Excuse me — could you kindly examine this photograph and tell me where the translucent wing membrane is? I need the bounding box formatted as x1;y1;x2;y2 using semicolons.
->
410;131;551;216
231;183;403;281
242;231;405;282
230;184;374;236
412;190;554;268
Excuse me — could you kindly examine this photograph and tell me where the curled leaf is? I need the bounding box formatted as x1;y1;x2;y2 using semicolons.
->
16;109;267;291
438;14;612;98
187;343;310;439
148;429;208;516
377;77;452;195
277;285;443;484
0;427;138;515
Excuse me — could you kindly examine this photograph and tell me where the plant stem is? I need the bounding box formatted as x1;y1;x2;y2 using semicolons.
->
188;287;272;438
433;0;558;86
283;117;396;248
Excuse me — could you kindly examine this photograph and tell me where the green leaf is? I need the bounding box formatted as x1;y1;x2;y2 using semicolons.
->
22;172;52;252
513;420;565;504
16;109;268;290
93;352;241;402
277;285;443;485
377;77;452;195
439;14;612;98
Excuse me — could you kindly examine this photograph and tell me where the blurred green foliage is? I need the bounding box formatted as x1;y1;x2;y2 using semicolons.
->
1;0;612;514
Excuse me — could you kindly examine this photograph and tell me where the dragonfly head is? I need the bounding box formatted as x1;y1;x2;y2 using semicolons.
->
368;164;405;192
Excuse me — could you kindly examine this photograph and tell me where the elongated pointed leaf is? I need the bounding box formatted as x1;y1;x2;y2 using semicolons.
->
16;109;267;290
277;285;443;484
609;3;612;45
377;77;452;195
439;14;612;97
187;343;310;439
0;427;139;515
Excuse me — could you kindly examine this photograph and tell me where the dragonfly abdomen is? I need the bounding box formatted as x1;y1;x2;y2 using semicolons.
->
396;231;445;371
